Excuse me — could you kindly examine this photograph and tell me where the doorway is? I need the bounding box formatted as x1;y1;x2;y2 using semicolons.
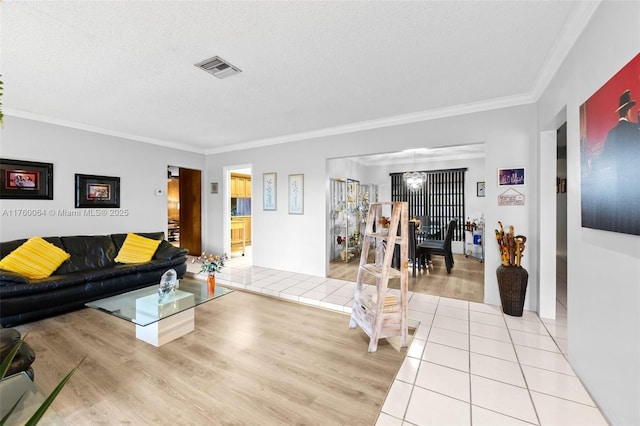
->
556;123;568;312
167;165;202;256
325;146;486;303
539;110;568;321
226;165;252;264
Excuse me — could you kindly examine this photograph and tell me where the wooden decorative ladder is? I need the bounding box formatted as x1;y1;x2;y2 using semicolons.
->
349;201;409;352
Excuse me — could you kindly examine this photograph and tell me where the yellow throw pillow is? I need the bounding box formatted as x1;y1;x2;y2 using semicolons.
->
0;237;71;280
114;233;162;264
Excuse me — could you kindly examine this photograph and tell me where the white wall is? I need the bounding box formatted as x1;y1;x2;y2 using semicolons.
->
0;117;204;241
326;157;368;182
536;2;640;424
206;104;538;312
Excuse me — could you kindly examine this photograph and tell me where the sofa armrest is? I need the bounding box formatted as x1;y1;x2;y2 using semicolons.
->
0;269;29;285
154;241;189;261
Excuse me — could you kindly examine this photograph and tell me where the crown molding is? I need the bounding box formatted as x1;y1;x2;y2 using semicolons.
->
206;93;535;154
6;92;536;156
4;108;206;154
530;0;601;101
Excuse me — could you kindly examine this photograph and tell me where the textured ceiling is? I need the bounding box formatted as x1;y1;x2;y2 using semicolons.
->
2;1;596;156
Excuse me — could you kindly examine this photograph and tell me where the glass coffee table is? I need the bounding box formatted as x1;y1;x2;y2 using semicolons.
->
86;277;232;347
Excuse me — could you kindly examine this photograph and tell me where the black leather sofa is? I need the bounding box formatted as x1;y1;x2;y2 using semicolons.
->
0;232;188;327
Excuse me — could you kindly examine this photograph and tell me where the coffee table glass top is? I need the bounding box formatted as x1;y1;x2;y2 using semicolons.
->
85;278;232;326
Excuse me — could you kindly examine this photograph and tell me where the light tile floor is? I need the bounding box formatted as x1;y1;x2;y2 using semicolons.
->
188;255;608;425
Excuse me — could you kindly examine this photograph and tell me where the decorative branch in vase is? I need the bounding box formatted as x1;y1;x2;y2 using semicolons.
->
494;221;528;317
494;221;526;267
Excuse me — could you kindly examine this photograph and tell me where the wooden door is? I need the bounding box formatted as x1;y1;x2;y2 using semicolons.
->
179;167;202;255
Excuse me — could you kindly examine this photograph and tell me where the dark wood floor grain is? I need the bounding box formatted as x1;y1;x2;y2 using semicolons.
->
17;290;410;425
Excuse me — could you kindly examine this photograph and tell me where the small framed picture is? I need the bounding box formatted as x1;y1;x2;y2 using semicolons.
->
498;168;525;186
0;158;54;200
263;172;277;211
477;181;486;197
75;174;120;208
288;174;304;215
211;182;219;194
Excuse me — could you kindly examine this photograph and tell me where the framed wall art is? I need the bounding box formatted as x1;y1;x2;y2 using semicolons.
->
75;174;120;208
0;158;54;200
498;168;525;186
580;53;640;236
263;172;277;211
498;188;525;206
476;181;486;197
288;174;304;215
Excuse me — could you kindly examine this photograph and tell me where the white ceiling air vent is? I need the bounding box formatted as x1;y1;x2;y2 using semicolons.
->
195;56;242;79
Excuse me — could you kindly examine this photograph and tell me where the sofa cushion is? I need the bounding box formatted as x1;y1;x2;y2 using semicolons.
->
115;233;162;263
78;263;139;282
0;269;30;285
1;237;66;260
153;240;189;261
59;235;118;273
111;232;165;250
0;238;27;259
0;272;92;297
0;237;71;280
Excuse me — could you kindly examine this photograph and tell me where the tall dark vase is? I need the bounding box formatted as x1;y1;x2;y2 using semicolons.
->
496;265;528;317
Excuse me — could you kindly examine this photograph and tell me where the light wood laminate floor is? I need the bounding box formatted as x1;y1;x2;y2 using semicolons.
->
17;290;409;425
329;252;485;303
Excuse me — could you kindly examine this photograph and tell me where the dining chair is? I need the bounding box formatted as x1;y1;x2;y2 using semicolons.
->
392;221;422;277
416;219;457;273
408;222;420;277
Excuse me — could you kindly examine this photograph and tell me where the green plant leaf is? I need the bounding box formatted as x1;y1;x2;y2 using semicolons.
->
0;333;28;379
24;355;86;426
0;392;27;426
1;333;28;425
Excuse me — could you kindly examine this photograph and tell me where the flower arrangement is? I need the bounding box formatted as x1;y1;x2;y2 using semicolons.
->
378;216;390;228
192;252;227;275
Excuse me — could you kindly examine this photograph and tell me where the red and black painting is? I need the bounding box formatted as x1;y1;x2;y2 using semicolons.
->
580;53;640;236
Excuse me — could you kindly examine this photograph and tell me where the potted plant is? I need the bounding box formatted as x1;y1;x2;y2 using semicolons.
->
494;221;528;316
1;335;85;425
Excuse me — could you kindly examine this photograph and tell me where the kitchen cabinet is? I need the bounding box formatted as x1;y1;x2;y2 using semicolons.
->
231;174;251;198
